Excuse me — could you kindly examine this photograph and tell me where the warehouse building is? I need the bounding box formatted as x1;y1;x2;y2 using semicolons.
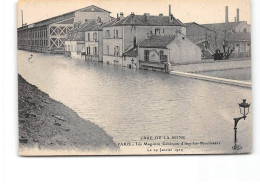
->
17;5;111;54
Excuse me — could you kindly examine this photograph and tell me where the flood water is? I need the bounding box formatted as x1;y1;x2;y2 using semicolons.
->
18;50;252;154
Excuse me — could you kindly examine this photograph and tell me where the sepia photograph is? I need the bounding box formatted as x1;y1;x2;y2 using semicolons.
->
17;0;252;156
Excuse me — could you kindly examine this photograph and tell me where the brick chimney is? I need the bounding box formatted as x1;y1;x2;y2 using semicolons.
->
120;12;124;20
225;6;229;23
236;8;240;22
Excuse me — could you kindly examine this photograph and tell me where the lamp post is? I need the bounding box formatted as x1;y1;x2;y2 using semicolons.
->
232;99;250;150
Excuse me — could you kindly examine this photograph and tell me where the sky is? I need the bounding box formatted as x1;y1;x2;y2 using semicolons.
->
17;0;251;27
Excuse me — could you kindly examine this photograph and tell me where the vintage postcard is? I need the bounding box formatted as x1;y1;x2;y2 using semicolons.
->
17;0;252;155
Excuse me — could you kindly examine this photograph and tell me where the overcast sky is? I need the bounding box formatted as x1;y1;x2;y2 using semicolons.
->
17;0;251;27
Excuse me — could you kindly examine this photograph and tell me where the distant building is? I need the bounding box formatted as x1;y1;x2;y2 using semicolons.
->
185;22;215;59
226;32;251;58
65;20;96;59
202;21;251;35
84;18;109;62
138;33;201;72
17;5;111;54
102;6;186;66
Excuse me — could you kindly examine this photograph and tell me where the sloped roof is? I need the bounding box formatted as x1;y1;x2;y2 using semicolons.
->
66;20;96;41
103;18;119;27
185;22;213;31
139;34;176;48
105;14;184;27
226;32;251;42
85;22;106;31
77;19;97;32
123;48;138;57
56;17;74;24
17;5;110;29
79;5;111;13
202;21;247;31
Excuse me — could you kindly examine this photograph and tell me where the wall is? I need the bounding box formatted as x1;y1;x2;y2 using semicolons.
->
138;47;168;62
186;23;213;42
168;34;201;64
123;57;139;69
123;25;185;52
74;11;110;23
234;21;251;33
85;30;103;61
103;26;123;65
170;59;251;73
229;41;251;58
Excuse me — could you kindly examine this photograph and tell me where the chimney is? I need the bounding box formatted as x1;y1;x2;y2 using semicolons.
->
117;13;119;20
146;31;152;39
21;10;23;27
235;17;237;22
159;13;163;16
130;12;135;21
237;8;240;22
120;12;124;20
169;5;172;16
144;13;148;22
225;6;229;23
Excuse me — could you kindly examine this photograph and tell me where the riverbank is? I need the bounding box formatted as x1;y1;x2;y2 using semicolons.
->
18;74;118;154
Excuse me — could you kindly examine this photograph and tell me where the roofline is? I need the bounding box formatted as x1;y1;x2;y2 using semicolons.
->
138;46;168;49
185;22;214;31
17;5;111;29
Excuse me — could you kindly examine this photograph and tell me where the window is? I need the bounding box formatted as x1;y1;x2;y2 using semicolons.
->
114;46;120;56
144;50;150;61
115;30;119;38
88;33;90;41
87;47;90;55
160;50;164;57
106;45;109;55
93;33;97;41
94;47;97;55
155;28;160;35
105;30;110;38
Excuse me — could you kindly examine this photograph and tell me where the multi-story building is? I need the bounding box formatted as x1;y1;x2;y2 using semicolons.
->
17;5;111;54
102;5;186;66
85;18;108;62
65;20;96;59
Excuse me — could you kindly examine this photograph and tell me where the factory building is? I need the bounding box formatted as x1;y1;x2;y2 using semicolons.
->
17;5;111;54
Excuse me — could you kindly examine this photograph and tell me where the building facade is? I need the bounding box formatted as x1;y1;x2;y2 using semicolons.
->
138;34;201;72
18;5;111;54
226;32;251;58
85;20;106;62
102;8;186;66
65;20;96;59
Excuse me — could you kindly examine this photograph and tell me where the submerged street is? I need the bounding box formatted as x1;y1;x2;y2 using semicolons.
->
18;50;252;154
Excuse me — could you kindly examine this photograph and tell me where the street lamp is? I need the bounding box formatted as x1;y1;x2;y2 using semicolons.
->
232;99;250;150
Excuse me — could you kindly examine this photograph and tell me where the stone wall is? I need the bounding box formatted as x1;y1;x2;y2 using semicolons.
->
170;59;251;73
